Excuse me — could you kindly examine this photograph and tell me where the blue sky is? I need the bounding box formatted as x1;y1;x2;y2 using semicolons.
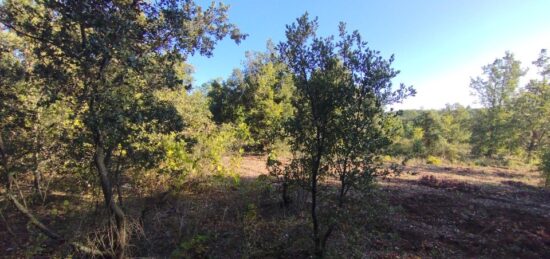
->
188;0;550;109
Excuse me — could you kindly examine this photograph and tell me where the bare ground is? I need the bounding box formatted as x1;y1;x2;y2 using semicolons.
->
238;156;550;258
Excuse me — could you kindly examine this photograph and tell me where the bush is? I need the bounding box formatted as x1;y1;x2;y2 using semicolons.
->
206;52;295;152
172;234;211;258
153;90;244;185
426;156;442;165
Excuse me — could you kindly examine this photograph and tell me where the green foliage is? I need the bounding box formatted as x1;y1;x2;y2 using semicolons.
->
0;0;246;165
390;49;548;167
470;52;526;157
2;0;550;257
152;90;244;185
439;104;472;161
511;49;550;162
0;0;245;256
207;45;295;151
171;234;211;258
0;30;33;176
391;104;471;163
0;0;246;181
426;155;442;165
414;111;445;156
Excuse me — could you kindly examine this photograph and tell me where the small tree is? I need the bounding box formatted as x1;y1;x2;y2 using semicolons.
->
440;104;472;161
278;14;414;257
413;111;444;157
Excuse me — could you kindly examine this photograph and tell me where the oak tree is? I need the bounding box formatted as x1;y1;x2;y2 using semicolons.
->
278;14;413;257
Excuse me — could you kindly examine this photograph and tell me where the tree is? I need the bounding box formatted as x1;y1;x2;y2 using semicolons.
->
154;88;246;181
512;49;550;162
389;110;423;163
439;104;472;161
440;104;471;145
390;105;472;163
207;45;295;151
0;0;245;256
1;30;102;199
278;14;413;257
207;69;246;124
470;52;526;157
413;111;444;157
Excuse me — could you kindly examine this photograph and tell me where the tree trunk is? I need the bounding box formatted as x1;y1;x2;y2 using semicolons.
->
526;132;536;163
94;143;127;259
114;159;124;208
32;126;42;194
311;162;321;258
338;174;346;207
33;168;41;194
281;180;290;207
311;135;323;257
0;131;11;189
88;52;126;257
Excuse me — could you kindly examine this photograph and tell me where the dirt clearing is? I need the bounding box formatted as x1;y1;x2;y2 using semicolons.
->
238;156;550;257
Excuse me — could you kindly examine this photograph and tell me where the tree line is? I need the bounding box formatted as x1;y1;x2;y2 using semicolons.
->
387;51;550;175
204;42;550;186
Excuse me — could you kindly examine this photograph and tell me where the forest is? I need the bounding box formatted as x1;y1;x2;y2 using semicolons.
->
0;0;549;258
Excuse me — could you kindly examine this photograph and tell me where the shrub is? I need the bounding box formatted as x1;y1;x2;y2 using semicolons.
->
426;156;442;165
172;234;211;258
153;90;244;185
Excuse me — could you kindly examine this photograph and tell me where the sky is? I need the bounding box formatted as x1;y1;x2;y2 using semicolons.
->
187;0;550;110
